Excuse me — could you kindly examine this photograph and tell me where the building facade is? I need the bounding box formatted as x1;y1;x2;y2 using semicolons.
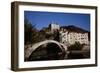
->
48;23;89;45
59;28;89;45
49;23;60;33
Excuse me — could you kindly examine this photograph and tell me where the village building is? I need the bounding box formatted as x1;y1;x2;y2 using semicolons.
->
60;26;89;45
49;23;60;33
49;23;89;45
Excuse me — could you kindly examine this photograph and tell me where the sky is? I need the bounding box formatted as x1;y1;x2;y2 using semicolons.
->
24;11;90;31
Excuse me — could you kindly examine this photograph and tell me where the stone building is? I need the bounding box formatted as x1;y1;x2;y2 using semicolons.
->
49;23;60;33
60;26;89;45
47;23;89;45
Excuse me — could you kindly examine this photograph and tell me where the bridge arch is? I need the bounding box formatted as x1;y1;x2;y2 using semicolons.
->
25;40;67;61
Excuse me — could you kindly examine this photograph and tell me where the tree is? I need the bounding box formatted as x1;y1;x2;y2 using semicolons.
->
68;42;83;51
24;17;38;45
24;17;47;45
67;42;84;59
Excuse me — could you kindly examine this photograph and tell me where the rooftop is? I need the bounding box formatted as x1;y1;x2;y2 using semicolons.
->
60;25;89;33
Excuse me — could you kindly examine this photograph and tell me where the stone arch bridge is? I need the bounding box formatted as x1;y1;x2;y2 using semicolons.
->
25;40;68;60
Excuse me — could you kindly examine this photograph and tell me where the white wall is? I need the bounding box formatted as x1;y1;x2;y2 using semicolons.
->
0;0;99;73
